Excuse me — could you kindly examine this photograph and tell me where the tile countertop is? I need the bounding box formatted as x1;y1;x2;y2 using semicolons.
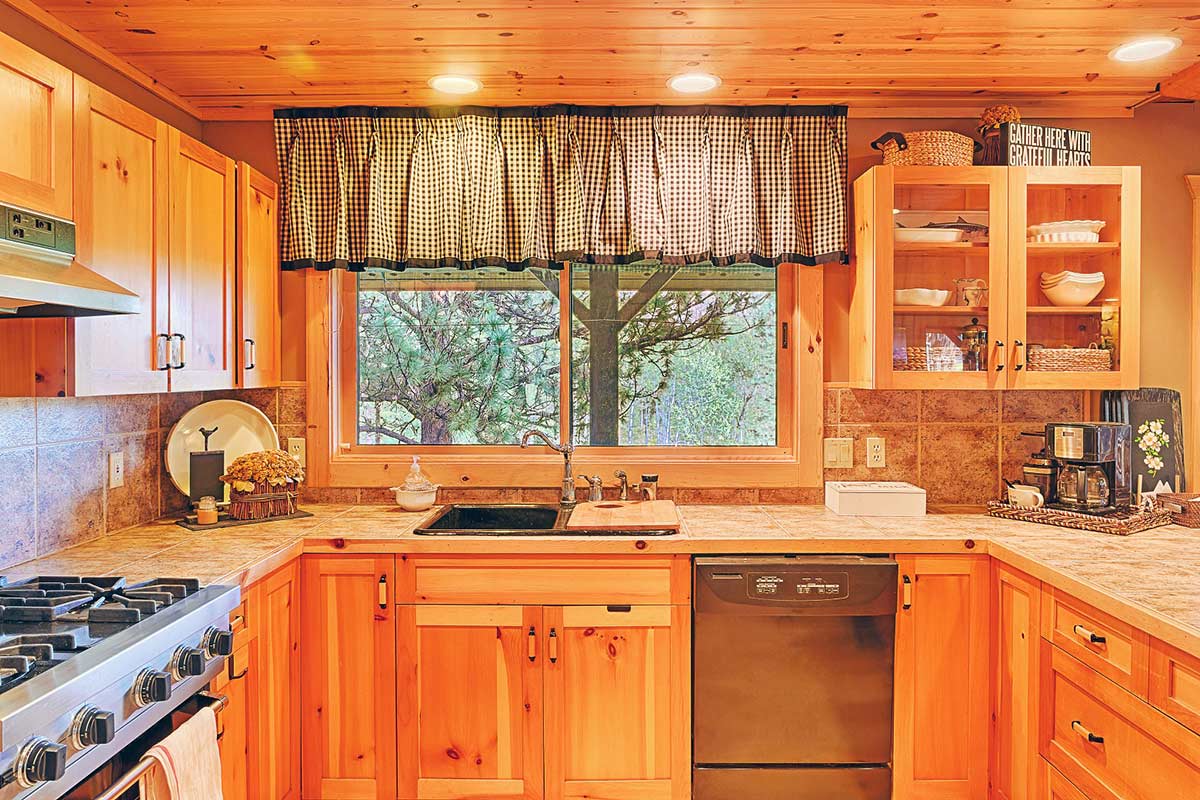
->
5;504;1199;658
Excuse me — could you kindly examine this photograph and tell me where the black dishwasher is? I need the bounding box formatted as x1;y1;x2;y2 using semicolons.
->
693;555;898;800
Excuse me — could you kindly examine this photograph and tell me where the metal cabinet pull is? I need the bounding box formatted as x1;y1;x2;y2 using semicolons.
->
902;575;913;610
227;651;248;681
377;575;388;609
1013;340;1025;371
170;333;187;369
155;334;172;371
548;628;559;664
781;321;789;350
994;340;1006;371
527;626;537;662
1072;624;1106;645
1071;720;1104;744
243;338;256;370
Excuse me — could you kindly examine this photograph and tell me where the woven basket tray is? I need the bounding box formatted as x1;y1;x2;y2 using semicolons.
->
893;345;964;371
1026;347;1112;372
986;501;1172;536
1152;493;1200;528
229;480;300;521
871;130;979;167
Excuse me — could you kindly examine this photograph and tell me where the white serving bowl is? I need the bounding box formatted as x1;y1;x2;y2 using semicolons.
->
1041;270;1105;288
894;288;951;306
389;486;439;511
1042;276;1105;307
1027;220;1106;243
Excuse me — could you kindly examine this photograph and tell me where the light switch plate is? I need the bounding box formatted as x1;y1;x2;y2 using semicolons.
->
823;437;853;469
867;437;886;468
108;452;125;488
287;437;307;468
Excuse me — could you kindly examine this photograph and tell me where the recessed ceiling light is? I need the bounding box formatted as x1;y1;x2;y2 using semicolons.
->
1109;36;1181;63
428;75;482;94
667;72;722;94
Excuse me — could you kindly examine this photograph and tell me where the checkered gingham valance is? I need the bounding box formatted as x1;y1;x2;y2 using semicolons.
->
273;105;848;271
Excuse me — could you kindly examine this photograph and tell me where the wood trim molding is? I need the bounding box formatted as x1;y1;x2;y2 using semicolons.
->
1187;175;1200;490
0;0;202;119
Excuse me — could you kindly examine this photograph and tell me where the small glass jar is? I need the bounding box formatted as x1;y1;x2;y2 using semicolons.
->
196;496;219;525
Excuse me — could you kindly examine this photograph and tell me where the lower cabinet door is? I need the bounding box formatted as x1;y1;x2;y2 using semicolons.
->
213;640;255;800
300;555;397;800
257;560;300;800
396;604;543;800
893;555;990;800
993;563;1043;800
543;605;690;800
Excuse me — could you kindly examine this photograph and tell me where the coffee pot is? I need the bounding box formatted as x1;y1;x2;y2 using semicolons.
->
958;317;988;371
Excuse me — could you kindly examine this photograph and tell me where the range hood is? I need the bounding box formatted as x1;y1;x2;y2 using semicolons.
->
0;204;140;317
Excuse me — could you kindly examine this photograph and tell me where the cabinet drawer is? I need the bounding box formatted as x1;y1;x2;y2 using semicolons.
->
1042;587;1150;697
399;556;687;605
1044;759;1090;800
1041;645;1200;800
229;584;256;648
1150;639;1200;735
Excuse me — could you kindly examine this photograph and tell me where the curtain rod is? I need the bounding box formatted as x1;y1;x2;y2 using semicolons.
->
274;103;849;120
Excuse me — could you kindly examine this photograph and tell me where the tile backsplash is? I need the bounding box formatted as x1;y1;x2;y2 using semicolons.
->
0;385;305;571
0;383;1084;570
824;388;1086;504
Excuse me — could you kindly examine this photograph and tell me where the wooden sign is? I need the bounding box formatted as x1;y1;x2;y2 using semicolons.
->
980;122;1092;166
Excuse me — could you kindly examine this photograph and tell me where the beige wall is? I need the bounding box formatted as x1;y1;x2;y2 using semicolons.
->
828;103;1200;399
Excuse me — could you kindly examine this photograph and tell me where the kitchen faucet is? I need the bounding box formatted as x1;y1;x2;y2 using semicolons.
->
520;430;576;506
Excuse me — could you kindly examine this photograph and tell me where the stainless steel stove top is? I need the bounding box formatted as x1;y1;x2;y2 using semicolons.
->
0;575;239;799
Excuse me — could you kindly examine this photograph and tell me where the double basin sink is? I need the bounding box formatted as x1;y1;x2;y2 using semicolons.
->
413;503;676;537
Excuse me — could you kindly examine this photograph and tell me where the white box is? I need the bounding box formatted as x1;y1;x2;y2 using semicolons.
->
824;481;927;516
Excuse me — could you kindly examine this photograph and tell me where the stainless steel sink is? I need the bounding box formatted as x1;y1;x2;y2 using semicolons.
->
412;503;676;536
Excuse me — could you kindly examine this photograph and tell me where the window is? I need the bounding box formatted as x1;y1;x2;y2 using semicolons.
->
352;262;783;450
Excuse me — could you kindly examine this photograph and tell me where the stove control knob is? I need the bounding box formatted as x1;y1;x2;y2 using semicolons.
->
171;645;207;679
14;736;67;787
201;626;234;658
70;706;117;748
133;669;172;706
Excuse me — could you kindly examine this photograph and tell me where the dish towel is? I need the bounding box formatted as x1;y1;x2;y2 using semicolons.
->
138;706;224;800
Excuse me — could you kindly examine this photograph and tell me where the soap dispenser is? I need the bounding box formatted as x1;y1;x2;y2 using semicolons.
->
389;456;439;511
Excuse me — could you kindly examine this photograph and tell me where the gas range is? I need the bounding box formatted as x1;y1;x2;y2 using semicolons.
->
0;575;240;798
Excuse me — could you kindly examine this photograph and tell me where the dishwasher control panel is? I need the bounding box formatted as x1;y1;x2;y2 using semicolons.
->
751;571;849;600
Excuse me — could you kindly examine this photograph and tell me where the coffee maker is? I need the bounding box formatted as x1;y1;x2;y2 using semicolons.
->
1045;422;1132;514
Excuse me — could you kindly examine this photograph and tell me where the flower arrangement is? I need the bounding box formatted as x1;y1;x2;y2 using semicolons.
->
978;104;1021;131
221;449;304;492
1136;419;1170;476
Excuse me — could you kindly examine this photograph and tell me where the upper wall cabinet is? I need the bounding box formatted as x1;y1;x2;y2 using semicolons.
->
237;163;281;388
166;129;237;392
0;31;72;220
850;165;1140;390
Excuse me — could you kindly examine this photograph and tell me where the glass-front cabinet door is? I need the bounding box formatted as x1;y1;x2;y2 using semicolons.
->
1007;167;1140;389
858;166;1009;389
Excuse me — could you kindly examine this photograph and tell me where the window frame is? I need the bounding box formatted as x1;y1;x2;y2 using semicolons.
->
304;263;824;489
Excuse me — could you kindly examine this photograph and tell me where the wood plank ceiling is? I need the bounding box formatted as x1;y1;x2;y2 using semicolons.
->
13;0;1200;120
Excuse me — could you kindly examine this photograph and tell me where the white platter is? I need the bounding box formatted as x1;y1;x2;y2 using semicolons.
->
895;228;964;244
165;399;279;500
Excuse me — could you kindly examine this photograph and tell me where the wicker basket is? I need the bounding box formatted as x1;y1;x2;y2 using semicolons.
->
871;131;980;167
986;501;1172;536
229;480;300;521
1026;347;1112;372
893;345;964;372
1152;493;1200;528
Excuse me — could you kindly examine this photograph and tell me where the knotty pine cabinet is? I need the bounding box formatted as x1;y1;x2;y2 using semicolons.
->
0;77;279;396
299;555;691;800
851;165;1140;390
893;554;990;800
0;30;72;220
300;555;398;800
213;560;300;800
992;563;1043;800
237;162;281;388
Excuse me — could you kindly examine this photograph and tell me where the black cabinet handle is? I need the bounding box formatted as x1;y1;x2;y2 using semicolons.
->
377;574;387;609
902;575;913;610
548;628;559;664
1013;340;1025;371
527;626;537;662
994;341;1006;371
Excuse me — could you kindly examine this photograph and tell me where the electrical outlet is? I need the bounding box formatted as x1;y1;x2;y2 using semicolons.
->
108;452;125;488
866;437;886;468
287;437;307;468
823;437;853;469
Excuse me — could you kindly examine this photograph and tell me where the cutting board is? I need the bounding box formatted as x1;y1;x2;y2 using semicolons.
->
565;500;681;531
